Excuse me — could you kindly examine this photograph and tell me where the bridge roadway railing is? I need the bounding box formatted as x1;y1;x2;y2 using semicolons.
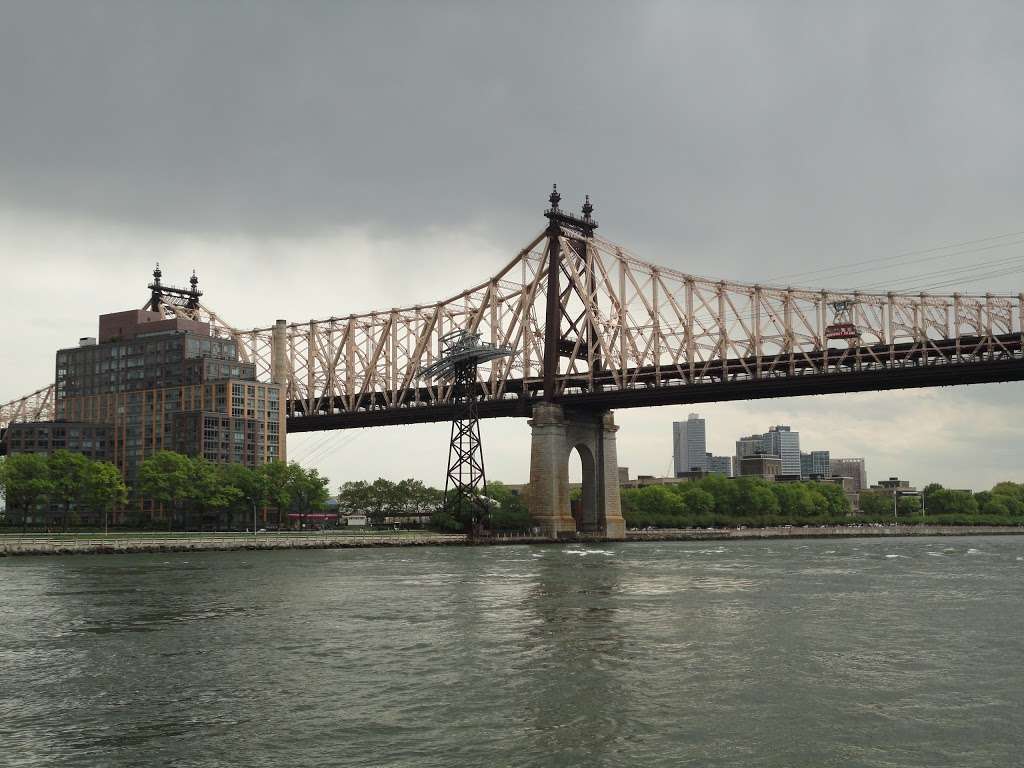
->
285;331;1024;430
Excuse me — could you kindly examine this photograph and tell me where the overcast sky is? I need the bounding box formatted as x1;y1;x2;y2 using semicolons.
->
2;1;1022;490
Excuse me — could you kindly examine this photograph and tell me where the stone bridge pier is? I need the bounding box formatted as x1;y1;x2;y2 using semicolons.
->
528;403;626;540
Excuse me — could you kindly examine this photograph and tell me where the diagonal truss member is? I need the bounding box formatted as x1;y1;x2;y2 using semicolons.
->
419;330;512;535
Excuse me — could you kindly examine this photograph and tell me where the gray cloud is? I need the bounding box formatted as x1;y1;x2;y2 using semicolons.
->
2;1;1022;490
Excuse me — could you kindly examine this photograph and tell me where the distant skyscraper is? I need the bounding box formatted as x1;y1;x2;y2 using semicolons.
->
673;413;707;476
735;434;765;461
830;458;867;493
801;450;831;479
765;426;801;476
707;454;733;476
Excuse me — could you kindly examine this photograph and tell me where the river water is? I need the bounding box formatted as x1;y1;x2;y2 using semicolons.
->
1;536;1022;767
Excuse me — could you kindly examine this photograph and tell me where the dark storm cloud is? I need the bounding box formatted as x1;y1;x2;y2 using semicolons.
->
3;0;1024;285
2;1;1023;489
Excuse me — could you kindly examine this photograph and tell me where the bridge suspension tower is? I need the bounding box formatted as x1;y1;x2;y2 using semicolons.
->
419;330;512;536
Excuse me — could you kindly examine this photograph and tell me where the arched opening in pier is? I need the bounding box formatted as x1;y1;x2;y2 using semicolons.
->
569;443;598;533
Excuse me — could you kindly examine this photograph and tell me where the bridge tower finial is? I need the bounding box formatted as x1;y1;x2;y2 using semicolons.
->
548;183;561;211
582;194;594;223
149;263;164;312
186;269;201;310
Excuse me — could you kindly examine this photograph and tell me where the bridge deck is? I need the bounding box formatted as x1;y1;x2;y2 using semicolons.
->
285;334;1024;432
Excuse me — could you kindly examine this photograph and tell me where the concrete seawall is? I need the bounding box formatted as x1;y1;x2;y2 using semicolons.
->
0;531;470;556
2;525;1022;557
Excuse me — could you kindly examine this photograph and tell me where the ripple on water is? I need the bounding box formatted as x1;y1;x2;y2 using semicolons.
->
3;537;1023;768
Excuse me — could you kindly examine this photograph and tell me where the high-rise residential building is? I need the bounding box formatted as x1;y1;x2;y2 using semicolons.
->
6;421;113;461
52;275;285;510
800;450;831;479
673;413;707;476
707;454;733;476
765;425;801;476
830;458;868;493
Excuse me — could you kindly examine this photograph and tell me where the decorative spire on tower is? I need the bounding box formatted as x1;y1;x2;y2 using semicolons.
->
543;185;598;236
186;269;201;310
149;263;164;312
548;183;561;211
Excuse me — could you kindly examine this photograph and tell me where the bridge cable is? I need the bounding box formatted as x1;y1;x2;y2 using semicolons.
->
851;251;1024;292
763;229;1024;285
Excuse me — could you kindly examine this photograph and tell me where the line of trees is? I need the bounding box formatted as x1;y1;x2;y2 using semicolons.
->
622;475;852;529
0;451;127;531
624;476;1024;529
136;451;330;530
0;450;330;531
860;481;1024;525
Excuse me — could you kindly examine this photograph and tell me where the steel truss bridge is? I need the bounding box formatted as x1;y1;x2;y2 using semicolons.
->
3;193;1024;440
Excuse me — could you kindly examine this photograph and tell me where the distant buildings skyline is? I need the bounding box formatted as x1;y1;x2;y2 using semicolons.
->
670;412;868;487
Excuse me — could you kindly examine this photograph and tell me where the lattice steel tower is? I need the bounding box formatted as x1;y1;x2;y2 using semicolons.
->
419;330;511;535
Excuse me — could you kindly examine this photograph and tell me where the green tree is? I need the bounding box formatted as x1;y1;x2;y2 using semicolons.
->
486;481;530;531
257;461;293;528
981;495;1013;516
816;482;851;517
990;482;1024;516
82;461;128;532
676;484;715;519
0;454;54;530
367;478;399;526
48;450;90;530
896;494;921;518
338;480;373;516
185;457;240;529
859;490;892;517
221;464;270;530
138;451;193;529
926;488;978;516
287;463;330;528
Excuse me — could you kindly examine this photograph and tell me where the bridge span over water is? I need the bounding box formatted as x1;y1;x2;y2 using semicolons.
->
3;190;1023;537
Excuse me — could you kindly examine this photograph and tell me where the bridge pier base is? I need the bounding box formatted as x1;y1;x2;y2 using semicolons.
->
528;403;625;540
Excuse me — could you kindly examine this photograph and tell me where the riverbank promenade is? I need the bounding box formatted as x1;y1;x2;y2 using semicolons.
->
2;524;1023;556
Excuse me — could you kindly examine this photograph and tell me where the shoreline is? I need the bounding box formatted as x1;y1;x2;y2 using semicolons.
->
1;524;1023;557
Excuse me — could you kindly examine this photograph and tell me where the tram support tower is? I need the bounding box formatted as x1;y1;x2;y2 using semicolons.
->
419;330;512;536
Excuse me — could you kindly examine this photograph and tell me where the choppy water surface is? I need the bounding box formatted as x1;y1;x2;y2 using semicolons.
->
2;536;1023;767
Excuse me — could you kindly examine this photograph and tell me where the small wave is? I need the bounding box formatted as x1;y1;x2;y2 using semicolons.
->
563;549;615;557
885;554;900;558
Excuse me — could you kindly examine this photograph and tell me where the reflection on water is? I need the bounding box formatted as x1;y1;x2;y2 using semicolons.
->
1;536;1023;767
